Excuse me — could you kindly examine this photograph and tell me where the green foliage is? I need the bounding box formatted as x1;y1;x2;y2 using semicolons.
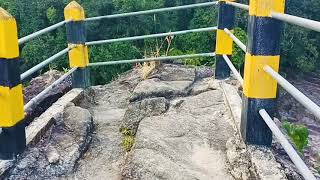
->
283;121;309;153
232;27;247;71
120;128;135;152
1;0;319;84
46;7;58;24
89;42;141;85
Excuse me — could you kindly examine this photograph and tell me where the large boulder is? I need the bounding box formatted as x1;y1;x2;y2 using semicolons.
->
131;78;192;101
8;105;93;180
121;97;169;135
150;64;196;81
122;90;236;180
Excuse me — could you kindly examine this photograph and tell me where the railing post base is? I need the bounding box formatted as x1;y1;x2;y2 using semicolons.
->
240;97;275;146
240;0;285;147
215;55;230;79
0;121;26;160
72;67;90;89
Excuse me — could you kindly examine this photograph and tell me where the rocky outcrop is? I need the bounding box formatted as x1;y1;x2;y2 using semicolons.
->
190;77;219;95
150;64;196;81
226;138;253;180
122;89;236;180
121;64;249;180
7;104;93;180
68;69;142;179
5;64;292;179
131;78;192;101
121;97;169;135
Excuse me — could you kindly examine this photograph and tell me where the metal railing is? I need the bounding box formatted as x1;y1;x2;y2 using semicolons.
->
21;47;71;81
226;1;249;11
18;1;221;115
2;1;319;179
271;12;320;33
222;55;243;86
227;1;320;33
264;66;320;121
18;20;70;45
89;53;215;67
224;28;246;52
86;27;217;46
259;110;317;180
85;1;218;22
24;67;77;112
228;2;320;179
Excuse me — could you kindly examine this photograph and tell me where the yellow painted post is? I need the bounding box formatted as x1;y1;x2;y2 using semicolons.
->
0;7;26;159
241;0;285;146
64;1;90;88
215;0;236;79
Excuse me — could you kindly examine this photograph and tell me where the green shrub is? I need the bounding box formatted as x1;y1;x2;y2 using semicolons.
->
283;121;309;153
123;136;135;152
120;128;135;152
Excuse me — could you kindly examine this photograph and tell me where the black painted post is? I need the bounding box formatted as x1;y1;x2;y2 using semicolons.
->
240;0;285;146
0;7;26;159
64;1;90;89
215;0;235;79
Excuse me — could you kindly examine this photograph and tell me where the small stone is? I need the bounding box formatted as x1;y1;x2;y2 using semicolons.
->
66;102;75;108
47;147;60;164
190;78;218;96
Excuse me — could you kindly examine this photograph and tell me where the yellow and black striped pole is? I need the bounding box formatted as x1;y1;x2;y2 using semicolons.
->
0;8;26;159
215;0;235;79
241;0;285;146
64;1;90;88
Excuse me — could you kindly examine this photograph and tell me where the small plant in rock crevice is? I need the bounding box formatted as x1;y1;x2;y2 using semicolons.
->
316;165;320;174
120;128;135;152
316;151;320;174
283;121;309;153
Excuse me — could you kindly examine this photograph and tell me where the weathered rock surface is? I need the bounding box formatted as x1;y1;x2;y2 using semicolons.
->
7;104;93;179
150;64;196;81
190;77;219;95
226;138;253;180
121;97;169;135
131;78;193;101
67;69;142;180
5;64;291;179
195;66;215;79
122;87;239;180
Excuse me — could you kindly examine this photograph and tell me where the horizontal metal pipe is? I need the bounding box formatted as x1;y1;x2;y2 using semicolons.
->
271;12;320;33
264;65;320;121
89;53;216;67
86;2;218;22
224;28;246;52
18;20;69;45
86;27;217;46
222;55;243;86
21;48;71;81
259;109;317;180
226;1;249;11
24;68;77;112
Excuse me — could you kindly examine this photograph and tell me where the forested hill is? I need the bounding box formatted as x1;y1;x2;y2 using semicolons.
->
0;0;319;84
